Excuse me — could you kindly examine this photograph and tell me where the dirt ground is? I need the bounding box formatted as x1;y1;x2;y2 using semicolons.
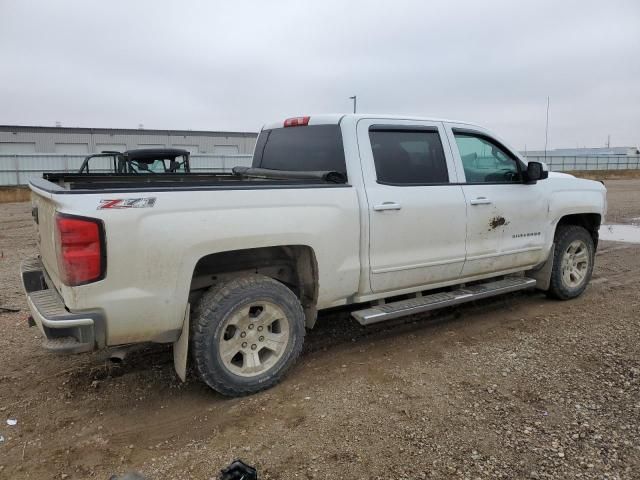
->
0;180;639;480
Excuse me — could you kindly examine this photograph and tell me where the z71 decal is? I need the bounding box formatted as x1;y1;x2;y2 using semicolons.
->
98;198;156;209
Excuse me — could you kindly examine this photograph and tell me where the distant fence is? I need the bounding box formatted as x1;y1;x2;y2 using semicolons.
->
2;153;640;186
0;154;253;186
524;155;640;172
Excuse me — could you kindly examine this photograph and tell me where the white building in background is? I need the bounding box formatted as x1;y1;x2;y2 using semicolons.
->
0;125;258;155
524;146;640;157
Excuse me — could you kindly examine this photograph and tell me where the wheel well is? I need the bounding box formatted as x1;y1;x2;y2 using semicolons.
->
556;213;601;249
189;245;319;328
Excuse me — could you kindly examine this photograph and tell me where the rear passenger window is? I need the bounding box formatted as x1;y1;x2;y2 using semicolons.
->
369;127;449;185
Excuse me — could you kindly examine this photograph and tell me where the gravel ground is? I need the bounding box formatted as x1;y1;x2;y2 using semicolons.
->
0;179;639;480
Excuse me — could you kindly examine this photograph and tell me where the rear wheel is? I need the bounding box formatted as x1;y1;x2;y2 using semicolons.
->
547;225;595;300
191;275;305;396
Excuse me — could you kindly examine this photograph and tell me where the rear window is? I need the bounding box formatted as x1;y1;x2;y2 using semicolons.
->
252;125;347;173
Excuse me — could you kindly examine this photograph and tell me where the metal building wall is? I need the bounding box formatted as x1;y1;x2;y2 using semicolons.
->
0;126;258;155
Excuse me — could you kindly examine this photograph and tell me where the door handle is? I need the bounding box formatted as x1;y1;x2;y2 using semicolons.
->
373;202;402;211
469;197;493;206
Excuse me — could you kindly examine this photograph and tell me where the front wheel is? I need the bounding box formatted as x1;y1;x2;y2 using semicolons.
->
191;275;305;396
547;225;595;300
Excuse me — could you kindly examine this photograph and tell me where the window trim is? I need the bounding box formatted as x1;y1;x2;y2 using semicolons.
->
452;128;525;185
370;125;439;133
368;125;451;187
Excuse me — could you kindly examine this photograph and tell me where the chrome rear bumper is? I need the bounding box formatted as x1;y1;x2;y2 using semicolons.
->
21;257;102;354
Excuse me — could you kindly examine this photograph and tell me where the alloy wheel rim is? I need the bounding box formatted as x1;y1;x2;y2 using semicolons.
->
561;239;589;288
218;301;290;377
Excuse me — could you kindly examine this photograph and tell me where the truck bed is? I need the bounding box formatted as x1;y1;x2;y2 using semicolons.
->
38;172;340;193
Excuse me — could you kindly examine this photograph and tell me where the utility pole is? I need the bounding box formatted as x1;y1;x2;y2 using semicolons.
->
544;96;550;160
349;95;357;114
606;134;610;149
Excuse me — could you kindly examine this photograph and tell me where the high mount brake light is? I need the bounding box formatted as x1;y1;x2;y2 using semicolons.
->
55;214;105;286
283;116;310;127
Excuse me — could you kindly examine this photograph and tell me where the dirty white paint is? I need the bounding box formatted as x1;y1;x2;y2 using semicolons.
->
600;225;640;244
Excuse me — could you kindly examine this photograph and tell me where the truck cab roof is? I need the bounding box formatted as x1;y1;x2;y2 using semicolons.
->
262;113;481;130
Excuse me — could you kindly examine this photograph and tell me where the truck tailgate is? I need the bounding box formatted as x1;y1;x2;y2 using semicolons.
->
31;188;62;288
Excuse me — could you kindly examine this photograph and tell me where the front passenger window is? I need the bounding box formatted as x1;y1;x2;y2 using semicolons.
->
454;132;521;183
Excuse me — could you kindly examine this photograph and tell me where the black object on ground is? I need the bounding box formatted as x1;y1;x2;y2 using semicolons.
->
0;306;20;313
220;459;258;480
109;473;146;480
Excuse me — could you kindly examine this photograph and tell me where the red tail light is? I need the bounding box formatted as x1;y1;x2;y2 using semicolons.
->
55;214;105;286
284;116;310;127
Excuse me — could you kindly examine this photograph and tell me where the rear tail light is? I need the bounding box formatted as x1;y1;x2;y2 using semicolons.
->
55;214;106;286
283;116;310;127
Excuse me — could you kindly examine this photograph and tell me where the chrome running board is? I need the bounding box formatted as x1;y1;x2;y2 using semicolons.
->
352;277;536;325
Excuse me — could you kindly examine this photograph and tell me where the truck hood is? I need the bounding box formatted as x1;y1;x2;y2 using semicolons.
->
548;171;575;179
547;171;606;193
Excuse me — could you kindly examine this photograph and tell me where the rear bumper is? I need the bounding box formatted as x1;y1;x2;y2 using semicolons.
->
21;257;103;354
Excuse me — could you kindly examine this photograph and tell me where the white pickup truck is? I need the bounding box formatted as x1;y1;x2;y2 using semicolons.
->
22;114;607;396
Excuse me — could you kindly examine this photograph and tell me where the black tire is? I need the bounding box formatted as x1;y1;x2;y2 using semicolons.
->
191;274;305;396
547;225;595;300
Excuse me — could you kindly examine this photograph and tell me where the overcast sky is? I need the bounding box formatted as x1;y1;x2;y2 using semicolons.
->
1;0;638;150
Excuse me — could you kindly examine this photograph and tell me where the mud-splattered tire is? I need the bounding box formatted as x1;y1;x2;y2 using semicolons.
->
191;274;305;396
547;225;595;300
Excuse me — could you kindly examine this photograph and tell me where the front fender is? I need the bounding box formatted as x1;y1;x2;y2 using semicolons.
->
548;179;607;227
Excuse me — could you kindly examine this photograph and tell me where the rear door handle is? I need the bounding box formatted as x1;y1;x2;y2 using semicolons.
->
469;197;493;206
373;202;402;211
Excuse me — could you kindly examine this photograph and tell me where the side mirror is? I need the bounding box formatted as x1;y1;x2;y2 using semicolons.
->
525;161;548;183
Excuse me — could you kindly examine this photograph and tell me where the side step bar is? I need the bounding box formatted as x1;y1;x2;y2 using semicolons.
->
351;277;537;325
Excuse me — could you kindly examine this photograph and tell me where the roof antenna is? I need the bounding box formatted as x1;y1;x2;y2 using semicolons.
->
349;95;357;114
